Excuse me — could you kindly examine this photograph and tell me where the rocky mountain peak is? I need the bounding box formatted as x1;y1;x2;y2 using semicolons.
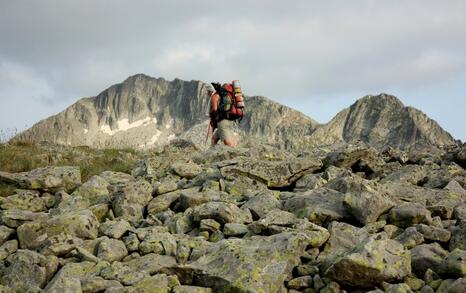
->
12;75;457;151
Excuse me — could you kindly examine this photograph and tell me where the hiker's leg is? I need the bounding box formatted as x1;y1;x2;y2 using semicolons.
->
224;137;236;147
212;133;220;145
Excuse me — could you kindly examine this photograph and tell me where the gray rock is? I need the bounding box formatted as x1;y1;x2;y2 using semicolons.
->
97;238;128;262
389;202;433;228
447;278;466;293
111;180;153;224
287;276;313;290
99;219;133;239
0;209;48;228
0;240;18;261
427;205;454;220
123;253;177;275
199;219;221;233
241;190;281;219
0;225;14;245
153;178;179;195
317;222;370;272
415;224;451;242
247;209;298;235
325;239;411;287
122;233;140;252
0;189;46;212
147;190;180;215
172;162;203;179
1;249;58;291
453;204;466;221
450;221;466;251
178;188;232;210
0;166;81;192
394;227;424;249
441;249;466;278
385;283;413;293
192;202;252;225
172;285;213;293
283;188;350;226
294;173;327;191
17;209;99;250
223;223;248;237
411;243;449;277
343;188;394;225
99;171;134;185
81;276;123;292
71;175;110;206
185;232;312;292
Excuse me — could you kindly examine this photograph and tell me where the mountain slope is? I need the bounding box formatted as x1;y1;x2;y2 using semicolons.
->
308;94;456;149
13;74;320;149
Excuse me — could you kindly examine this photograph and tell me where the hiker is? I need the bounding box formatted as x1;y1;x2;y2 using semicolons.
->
207;81;244;147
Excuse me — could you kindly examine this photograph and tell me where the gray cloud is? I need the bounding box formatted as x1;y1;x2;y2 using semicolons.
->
1;0;465;139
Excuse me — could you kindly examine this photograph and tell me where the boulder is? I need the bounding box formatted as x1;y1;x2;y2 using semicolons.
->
0;240;18;261
0;209;48;228
394;227;424;249
111;179;153;224
44;261;97;292
0;225;15;245
241;190;281;219
17;209;99;250
415;224;451;242
99;219;133;239
192;202;252;225
317;222;371;272
343;188;394;225
450;220;466;251
410;243;449;277
172;162;203;179
1;249;58;291
70;175;110;206
147;190;181;215
325;239;411;287
0;189;46;212
0;166;81;192
97;238;128;262
389;202;432;228
283;188;350;226
186;232;312;292
81;276;123;292
223;223;248;237
441;248;466;278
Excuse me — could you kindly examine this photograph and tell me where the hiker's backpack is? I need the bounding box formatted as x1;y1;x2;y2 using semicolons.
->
215;80;245;121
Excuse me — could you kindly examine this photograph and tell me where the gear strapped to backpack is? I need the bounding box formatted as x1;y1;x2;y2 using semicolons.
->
211;80;245;122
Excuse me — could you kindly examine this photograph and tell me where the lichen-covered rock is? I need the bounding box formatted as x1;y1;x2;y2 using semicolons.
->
283;188;350;226
0;209;48;228
447;278;466;293
123;253;177;275
99;219;133;239
385;283;413;293
17;209;99;250
0;166;81;192
223;223;248;237
222;156;323;188
172;285;213;293
172;162;203;179
287;276;313;290
81;276;123;292
1;249;59;291
389;202;433;228
147;190;180;215
0;240;18;261
0;226;14;246
132;274;170;292
317;222;371;272
325;239;411;287
450;220;466;251
0;189;46;212
441;249;466;278
70;175;110;206
241;190;281;219
192;202;252;225
185;232;313;292
410;243;449;277
111;179;153;224
415;224;451;242
394;227;424;249
97;238;128;262
343;187;394;225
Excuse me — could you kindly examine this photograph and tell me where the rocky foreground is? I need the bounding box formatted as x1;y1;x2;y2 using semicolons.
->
0;140;465;292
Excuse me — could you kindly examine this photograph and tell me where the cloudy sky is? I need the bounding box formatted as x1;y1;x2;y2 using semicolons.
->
1;0;465;141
